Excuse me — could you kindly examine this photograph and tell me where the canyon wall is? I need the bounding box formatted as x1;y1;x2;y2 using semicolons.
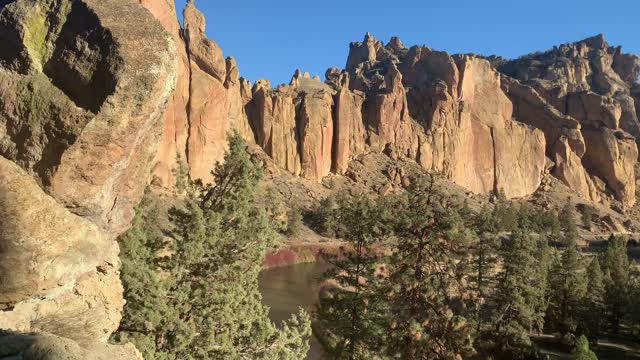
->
145;2;638;208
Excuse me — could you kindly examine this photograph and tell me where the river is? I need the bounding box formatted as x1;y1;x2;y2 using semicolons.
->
258;262;329;360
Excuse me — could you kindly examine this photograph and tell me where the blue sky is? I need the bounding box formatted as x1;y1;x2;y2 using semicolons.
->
179;0;639;86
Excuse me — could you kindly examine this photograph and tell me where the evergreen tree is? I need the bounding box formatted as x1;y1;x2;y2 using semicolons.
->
116;189;172;358
493;198;518;233
491;228;543;357
264;186;288;233
384;179;475;360
285;206;304;237
628;265;640;335
116;132;311;359
546;234;587;336
580;206;594;231
471;205;499;335
601;234;630;335
315;193;389;359
571;336;598;360
559;198;579;246
173;154;190;194
532;239;553;334
308;194;338;237
580;257;605;343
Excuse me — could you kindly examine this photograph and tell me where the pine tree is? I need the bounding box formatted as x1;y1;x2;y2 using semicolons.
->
384;179;475;360
580;206;594;231
491;228;543;357
580;257;605;343
116;132;311;359
309;194;338;237
532;239;553;334
628;265;640;335
571;335;598;360
472;205;499;336
601;234;630;335
559;198;579;246
315;193;388;359
173;154;190;194
546;234;587;336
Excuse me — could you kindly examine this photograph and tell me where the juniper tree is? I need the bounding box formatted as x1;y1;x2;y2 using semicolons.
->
115;189;172;359
383;179;475;360
315;193;389;359
601;234;630;335
571;336;598;360
116;132;311;359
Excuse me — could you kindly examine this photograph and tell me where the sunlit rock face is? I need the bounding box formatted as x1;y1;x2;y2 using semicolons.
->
0;0;175;357
499;34;639;207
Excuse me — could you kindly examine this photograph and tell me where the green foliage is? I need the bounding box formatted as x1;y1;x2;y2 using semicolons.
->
492;199;560;237
601;234;630;335
172;154;190;194
546;234;587;336
285;206;304;237
307;194;339;237
559;198;579;246
493;198;518;232
383;179;475;359
571;336;598;360
116;132;310;359
629;265;640;335
471;206;499;336
264;187;288;233
581;257;605;342
490;228;546;357
315;192;389;359
316;180;476;359
580;206;594;231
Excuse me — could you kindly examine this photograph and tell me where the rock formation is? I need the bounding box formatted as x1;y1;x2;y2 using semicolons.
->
499;35;639;206
141;0;253;186
139;11;636;207
0;0;175;357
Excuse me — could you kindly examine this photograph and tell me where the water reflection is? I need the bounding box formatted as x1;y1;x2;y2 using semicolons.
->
258;262;329;360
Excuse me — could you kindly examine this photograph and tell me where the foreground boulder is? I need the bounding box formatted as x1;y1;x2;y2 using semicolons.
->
0;0;176;357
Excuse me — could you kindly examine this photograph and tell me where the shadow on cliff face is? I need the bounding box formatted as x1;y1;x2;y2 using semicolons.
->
43;0;120;114
0;330;36;359
0;0;123;186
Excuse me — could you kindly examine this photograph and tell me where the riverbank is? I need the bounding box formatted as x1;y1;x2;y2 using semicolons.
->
263;241;344;269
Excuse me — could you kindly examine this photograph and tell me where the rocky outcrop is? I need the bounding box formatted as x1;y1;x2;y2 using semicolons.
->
0;0;175;358
330;71;365;175
250;80;301;176
139;0;190;189
142;0;252;186
499;34;639;206
296;78;334;181
140;16;636;206
341;38;547;199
